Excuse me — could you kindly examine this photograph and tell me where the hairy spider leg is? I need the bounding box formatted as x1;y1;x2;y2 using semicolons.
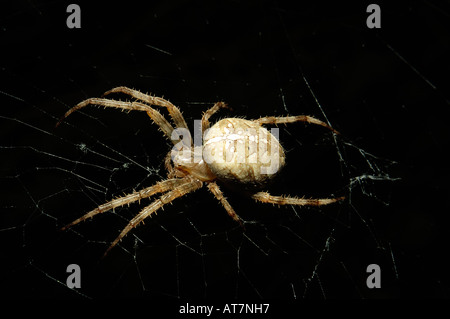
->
61;178;193;231
164;151;176;178
252;192;345;206
207;181;243;227
201;101;229;133
56;98;180;144
103;86;188;130
103;178;203;258
254;115;340;135
252;115;343;205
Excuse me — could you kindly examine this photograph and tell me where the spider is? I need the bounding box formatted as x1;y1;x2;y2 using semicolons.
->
58;86;344;257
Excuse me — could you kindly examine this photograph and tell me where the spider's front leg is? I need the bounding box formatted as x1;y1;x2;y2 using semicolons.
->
102;178;203;257
60;178;192;231
56;98;180;144
102;86;188;129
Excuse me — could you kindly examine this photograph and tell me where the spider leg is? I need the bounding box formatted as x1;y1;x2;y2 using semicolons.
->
201;102;229;133
207;181;244;227
61;178;192;231
164;151;176;178
103;178;203;257
103;86;188;129
56;98;179;144
253;115;340;135
252;192;345;206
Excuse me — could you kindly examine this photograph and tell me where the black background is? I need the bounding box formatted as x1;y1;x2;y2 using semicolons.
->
1;0;449;305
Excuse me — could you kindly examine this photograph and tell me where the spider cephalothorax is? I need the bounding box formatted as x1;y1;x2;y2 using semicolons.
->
58;86;344;257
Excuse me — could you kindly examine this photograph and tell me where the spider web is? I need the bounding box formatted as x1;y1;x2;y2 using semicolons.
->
1;0;449;303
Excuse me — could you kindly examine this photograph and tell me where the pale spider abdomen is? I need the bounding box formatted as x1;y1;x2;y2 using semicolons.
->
203;118;286;189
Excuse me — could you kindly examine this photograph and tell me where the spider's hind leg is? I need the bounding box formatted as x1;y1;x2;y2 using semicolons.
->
253;115;340;135
252;192;345;207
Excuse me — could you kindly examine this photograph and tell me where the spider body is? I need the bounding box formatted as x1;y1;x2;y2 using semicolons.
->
58;87;344;257
171;145;216;182
202;118;285;190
